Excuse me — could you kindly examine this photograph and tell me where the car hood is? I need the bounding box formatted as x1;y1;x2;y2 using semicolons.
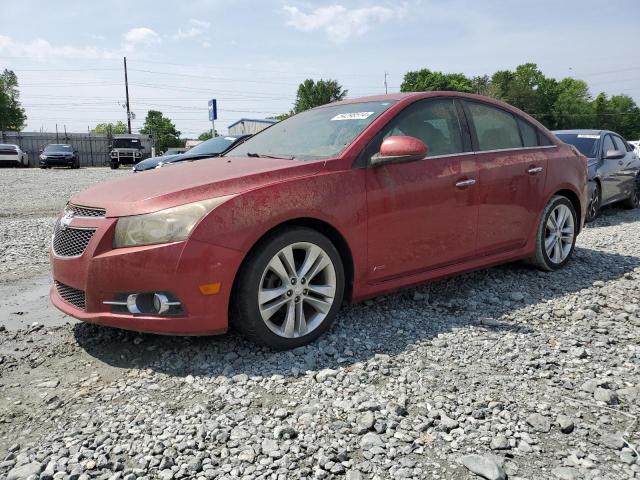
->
71;156;326;217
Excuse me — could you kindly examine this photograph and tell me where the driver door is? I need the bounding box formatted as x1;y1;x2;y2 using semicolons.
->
365;98;479;282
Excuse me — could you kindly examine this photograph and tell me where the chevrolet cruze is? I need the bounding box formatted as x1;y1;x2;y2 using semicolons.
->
50;92;587;349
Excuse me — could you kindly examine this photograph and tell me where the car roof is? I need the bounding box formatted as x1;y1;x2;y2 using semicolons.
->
0;144;18;148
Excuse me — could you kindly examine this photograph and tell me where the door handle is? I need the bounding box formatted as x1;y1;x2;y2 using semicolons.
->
455;179;476;189
528;166;544;174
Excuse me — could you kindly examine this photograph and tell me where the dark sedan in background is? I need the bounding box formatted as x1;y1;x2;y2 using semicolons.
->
39;144;80;169
554;129;640;221
133;134;250;172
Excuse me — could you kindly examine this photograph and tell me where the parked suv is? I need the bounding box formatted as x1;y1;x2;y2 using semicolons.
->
50;92;586;349
554;130;640;221
109;136;145;169
39;144;79;169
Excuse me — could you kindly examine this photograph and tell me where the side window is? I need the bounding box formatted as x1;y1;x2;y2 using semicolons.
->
612;136;626;152
380;99;465;157
517;118;539;147
466;102;523;151
601;135;615;157
538;131;554;146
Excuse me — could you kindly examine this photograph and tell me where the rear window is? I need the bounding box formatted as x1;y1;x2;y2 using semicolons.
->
555;134;599;157
517;118;538;147
467;102;522;151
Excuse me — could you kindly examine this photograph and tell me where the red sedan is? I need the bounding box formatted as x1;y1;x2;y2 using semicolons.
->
50;92;587;349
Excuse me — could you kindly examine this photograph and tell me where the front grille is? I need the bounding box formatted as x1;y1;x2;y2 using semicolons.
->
52;223;95;257
55;281;86;310
67;204;106;217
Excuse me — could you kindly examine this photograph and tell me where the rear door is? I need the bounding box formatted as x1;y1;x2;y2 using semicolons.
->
612;134;638;200
598;134;622;203
365;98;479;282
463;100;550;257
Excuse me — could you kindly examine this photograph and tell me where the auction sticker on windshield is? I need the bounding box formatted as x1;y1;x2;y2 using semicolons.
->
578;134;600;139
331;112;374;121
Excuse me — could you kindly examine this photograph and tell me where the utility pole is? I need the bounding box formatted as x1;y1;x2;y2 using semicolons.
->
124;57;132;134
55;124;59;143
384;71;388;95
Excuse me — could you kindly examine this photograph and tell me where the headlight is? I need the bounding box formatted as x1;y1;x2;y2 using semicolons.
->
135;151;141;157
113;196;235;248
40;154;46;160
110;151;117;157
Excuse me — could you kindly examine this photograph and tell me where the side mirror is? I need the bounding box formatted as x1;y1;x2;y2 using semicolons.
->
604;149;625;160
370;136;428;167
39;149;43;154
108;144;113;149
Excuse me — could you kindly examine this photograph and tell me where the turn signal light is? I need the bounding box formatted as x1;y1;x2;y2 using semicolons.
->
199;283;221;295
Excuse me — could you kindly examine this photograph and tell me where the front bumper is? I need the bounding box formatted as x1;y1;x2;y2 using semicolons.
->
49;216;245;335
41;157;74;166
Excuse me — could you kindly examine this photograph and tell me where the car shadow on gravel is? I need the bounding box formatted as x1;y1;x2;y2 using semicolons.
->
587;205;638;228
74;246;639;379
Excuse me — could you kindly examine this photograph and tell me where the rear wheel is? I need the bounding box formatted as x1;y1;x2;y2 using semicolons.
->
530;195;578;271
586;182;601;222
231;227;345;350
621;176;640;209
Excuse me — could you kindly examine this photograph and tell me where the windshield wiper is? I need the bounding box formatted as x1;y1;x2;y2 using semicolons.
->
246;152;295;160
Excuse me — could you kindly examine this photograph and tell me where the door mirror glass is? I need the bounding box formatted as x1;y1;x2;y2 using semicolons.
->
370;136;428;167
604;149;625;160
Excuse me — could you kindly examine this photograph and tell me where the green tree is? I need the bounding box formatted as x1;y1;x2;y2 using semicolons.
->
0;69;27;131
92;121;128;135
400;68;474;93
197;131;213;141
552;78;592;130
491;63;558;125
268;113;291;122
139;110;182;152
590;93;640;139
293;79;348;114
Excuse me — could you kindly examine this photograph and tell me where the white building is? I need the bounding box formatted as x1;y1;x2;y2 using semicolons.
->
228;118;277;136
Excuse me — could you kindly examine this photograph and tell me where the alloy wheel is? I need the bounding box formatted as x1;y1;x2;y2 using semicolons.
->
544;204;575;264
258;242;337;338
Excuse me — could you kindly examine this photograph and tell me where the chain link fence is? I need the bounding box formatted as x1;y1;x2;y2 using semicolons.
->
0;131;153;167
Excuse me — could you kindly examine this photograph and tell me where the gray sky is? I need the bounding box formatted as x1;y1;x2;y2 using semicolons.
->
2;0;639;136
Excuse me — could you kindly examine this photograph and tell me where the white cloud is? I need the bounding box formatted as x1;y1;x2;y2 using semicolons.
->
123;27;160;45
172;19;211;40
189;19;211;29
283;4;406;42
0;34;116;60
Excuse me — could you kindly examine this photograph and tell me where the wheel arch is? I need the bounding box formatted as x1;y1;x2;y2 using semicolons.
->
554;188;582;230
231;216;355;304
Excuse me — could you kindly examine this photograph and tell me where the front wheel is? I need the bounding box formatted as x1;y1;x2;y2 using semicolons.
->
586;182;601;222
530;195;578;271
621;176;640;209
110;162;120;170
231;227;345;350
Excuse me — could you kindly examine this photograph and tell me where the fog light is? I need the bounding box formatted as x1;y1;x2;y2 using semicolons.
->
104;292;182;315
153;293;180;314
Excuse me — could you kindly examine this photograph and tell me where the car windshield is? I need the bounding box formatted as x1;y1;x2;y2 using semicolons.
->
44;144;72;152
555;133;599;158
187;136;236;155
227;101;396;160
113;138;141;149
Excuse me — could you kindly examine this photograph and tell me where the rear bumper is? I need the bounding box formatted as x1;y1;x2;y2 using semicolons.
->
50;221;245;335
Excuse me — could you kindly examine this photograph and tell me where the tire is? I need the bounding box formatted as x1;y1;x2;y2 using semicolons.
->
110;162;120;170
586;182;601;222
530;195;578;271
231;227;345;350
72;160;80;169
620;176;640;209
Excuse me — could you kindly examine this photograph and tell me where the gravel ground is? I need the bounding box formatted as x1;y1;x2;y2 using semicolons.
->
0;168;639;480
